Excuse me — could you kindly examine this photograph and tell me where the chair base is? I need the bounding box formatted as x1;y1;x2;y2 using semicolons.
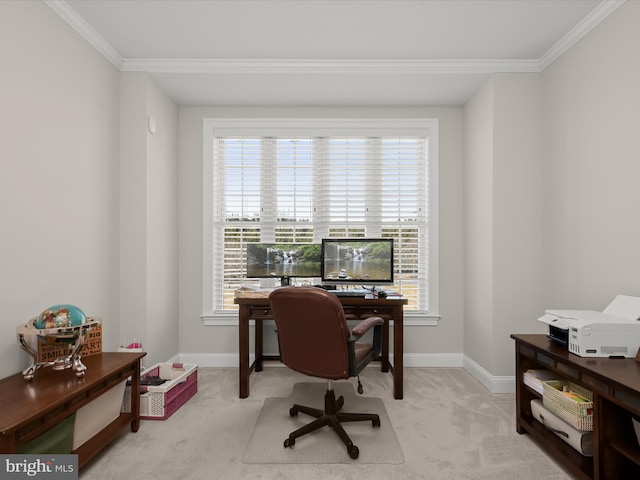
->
283;387;381;459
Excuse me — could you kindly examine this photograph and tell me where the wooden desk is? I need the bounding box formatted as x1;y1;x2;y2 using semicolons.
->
235;294;408;399
0;351;146;469
512;334;640;479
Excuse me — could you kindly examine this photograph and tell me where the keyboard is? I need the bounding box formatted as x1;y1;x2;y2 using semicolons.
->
329;289;370;297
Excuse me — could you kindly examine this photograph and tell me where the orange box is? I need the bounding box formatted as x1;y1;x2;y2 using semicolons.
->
37;323;102;362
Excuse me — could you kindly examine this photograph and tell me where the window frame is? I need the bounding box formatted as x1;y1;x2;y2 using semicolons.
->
202;118;440;325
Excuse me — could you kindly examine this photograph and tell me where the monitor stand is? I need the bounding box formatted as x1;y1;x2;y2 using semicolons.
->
280;276;291;286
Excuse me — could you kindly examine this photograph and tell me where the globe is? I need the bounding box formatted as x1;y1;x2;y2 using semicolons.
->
34;304;87;330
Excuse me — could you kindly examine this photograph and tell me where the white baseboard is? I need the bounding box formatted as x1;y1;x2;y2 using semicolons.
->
178;352;241;367
403;352;464;367
175;352;516;394
462;355;516;394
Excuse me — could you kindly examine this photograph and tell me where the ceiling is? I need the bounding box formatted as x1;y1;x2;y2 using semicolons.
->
50;0;621;106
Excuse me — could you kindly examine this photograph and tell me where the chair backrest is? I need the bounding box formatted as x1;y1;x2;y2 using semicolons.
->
269;287;351;380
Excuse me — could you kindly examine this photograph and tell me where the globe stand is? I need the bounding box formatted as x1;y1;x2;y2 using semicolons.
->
16;318;101;380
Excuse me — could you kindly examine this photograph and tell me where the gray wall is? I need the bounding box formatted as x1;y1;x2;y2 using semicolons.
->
119;72;180;368
464;73;544;379
0;2;179;378
0;1;121;377
462;1;640;383
541;0;640;309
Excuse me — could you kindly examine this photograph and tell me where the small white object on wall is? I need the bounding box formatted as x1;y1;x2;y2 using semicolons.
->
148;115;157;134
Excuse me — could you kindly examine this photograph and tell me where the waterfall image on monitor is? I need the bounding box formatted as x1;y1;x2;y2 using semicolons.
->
245;243;322;282
321;238;394;285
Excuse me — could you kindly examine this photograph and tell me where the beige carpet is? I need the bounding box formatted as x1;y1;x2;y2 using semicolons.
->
79;367;575;480
242;381;404;464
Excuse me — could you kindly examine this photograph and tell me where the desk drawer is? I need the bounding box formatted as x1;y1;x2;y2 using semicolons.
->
356;307;394;319
249;307;273;319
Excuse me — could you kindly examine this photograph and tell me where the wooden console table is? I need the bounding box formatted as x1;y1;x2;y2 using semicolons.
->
235;293;408;399
0;351;146;469
512;334;640;479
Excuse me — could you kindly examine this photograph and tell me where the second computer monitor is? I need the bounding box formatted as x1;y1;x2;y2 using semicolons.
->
321;238;394;286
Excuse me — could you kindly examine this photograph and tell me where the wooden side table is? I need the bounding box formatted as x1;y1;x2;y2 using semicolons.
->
0;351;146;469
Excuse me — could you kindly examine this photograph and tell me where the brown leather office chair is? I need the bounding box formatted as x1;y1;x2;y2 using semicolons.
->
268;286;384;459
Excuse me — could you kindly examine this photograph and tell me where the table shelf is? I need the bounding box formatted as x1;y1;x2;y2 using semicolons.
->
512;334;640;480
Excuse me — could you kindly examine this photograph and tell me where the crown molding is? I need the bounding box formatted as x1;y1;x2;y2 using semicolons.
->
49;0;624;76
121;58;540;75
45;0;123;69
539;0;626;70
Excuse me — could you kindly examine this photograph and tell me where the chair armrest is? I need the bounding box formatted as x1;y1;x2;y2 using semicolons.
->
351;316;384;339
348;316;384;376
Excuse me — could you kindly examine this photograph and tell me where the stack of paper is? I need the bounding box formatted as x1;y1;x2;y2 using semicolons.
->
523;369;560;395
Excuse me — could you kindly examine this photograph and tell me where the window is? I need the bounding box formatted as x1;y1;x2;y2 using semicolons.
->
203;119;439;323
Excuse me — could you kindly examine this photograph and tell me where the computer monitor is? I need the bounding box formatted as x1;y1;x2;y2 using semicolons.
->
321;238;394;286
245;243;322;286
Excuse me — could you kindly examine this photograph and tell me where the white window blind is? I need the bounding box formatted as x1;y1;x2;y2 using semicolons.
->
203;119;439;320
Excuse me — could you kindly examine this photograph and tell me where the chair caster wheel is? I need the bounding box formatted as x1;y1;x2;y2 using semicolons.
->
348;444;359;459
284;437;295;448
289;407;298;417
372;418;381;427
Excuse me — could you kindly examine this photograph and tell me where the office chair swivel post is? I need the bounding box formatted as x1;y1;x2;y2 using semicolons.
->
284;380;381;459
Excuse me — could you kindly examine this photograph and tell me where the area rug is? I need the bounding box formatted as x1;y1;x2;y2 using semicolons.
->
242;381;404;464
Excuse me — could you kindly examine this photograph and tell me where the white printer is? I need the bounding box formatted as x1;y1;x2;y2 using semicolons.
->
538;295;640;358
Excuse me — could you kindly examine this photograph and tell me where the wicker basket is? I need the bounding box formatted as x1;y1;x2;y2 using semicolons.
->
542;380;593;431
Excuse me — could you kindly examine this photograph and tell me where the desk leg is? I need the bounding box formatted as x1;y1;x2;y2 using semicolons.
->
381;319;390;372
130;358;141;432
393;307;404;399
255;318;263;372
239;305;250;398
